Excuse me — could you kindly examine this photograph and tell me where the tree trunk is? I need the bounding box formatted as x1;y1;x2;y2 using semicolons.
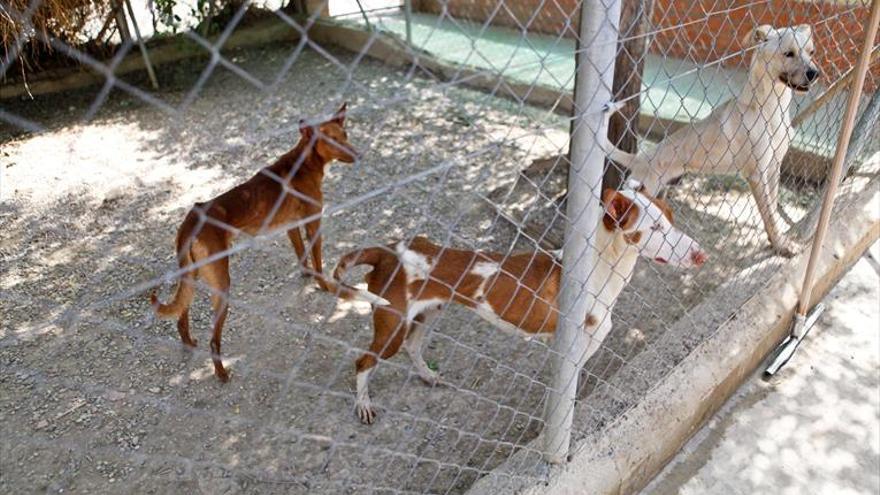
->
604;0;654;190
285;0;308;14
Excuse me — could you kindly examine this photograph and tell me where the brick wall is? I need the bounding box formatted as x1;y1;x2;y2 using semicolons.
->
418;0;582;37
416;0;875;87
650;0;872;84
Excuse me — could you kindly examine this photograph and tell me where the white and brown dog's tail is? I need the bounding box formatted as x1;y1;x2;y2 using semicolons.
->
329;247;391;306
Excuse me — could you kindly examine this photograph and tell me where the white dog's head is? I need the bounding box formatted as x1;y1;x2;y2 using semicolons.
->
745;24;820;93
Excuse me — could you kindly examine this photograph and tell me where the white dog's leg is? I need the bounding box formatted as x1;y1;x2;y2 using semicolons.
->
747;163;798;257
765;154;787;228
577;320;612;369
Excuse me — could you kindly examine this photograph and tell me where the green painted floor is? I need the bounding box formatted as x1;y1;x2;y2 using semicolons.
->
345;11;851;157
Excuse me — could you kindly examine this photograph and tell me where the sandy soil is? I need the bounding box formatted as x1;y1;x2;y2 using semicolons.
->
0;42;820;494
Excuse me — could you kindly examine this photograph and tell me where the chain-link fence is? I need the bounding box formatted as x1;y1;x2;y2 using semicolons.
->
2;0;878;493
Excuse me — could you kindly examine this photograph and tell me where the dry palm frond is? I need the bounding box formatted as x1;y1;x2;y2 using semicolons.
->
1;0;112;61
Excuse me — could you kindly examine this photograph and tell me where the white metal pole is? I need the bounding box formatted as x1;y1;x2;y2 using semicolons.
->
543;0;622;464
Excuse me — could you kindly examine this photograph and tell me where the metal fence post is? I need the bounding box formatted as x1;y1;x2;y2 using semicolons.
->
797;2;879;296
543;0;622;464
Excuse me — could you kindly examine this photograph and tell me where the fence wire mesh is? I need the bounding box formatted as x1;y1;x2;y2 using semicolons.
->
1;0;879;493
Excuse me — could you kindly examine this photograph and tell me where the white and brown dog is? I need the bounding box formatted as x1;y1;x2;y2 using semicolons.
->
602;24;820;256
332;185;707;423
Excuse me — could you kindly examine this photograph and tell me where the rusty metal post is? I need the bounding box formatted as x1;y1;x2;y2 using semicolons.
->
765;0;880;375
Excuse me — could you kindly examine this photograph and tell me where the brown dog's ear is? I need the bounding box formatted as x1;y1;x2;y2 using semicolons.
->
602;189;637;231
299;119;314;140
744;24;773;47
332;102;347;125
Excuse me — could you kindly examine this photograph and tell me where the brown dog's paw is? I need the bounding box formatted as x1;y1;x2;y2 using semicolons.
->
215;368;231;383
356;401;376;424
314;277;335;293
418;369;441;387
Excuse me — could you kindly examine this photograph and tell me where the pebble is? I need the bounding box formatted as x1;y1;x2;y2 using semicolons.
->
105;390;127;402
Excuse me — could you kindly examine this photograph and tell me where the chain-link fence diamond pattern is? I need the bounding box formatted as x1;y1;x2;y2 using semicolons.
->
1;0;878;493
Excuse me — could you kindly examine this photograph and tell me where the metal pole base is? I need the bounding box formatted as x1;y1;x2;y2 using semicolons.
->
764;303;826;376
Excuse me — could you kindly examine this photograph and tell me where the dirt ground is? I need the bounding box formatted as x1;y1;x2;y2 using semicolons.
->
0;42;821;494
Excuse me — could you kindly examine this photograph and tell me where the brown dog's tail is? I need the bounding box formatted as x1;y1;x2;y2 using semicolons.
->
328;247;391;306
150;244;197;319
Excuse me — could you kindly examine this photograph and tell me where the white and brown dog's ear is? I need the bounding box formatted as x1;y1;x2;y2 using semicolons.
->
332;102;347;126
626;178;646;193
744;24;774;47
602;189;638;231
796;24;812;37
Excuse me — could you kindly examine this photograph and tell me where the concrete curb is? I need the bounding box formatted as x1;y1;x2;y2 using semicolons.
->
467;178;880;495
306;21;573;116
0;18;301;100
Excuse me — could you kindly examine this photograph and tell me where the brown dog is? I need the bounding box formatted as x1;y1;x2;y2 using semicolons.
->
150;103;357;382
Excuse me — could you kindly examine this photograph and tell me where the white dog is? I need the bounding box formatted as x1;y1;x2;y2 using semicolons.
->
602;24;820;256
